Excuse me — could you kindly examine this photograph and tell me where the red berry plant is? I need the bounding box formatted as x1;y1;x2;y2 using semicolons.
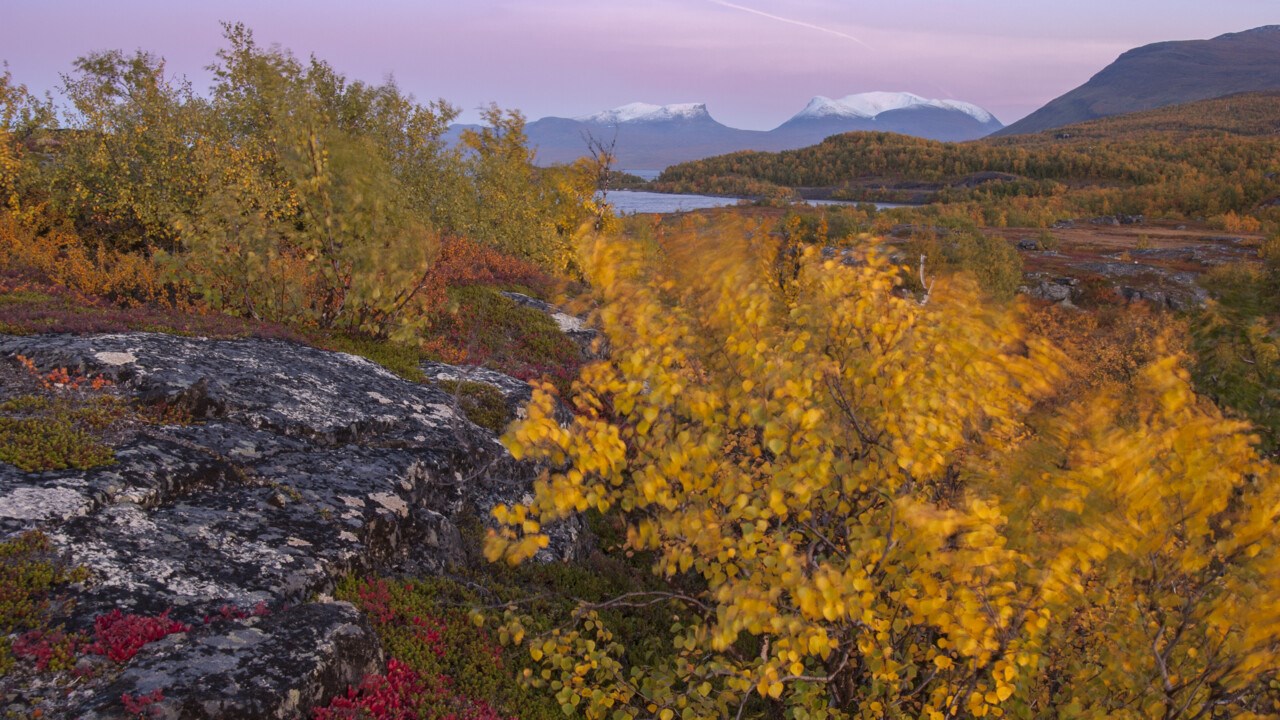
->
317;578;525;719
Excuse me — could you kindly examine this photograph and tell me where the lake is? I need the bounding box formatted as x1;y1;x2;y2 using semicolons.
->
602;190;910;215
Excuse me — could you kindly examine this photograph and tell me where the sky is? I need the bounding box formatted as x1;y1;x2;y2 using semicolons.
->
2;1;1277;130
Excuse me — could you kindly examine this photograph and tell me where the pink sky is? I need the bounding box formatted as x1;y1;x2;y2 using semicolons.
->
3;1;1277;129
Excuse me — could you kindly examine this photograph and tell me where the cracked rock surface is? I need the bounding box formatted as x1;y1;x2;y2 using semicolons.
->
0;333;580;718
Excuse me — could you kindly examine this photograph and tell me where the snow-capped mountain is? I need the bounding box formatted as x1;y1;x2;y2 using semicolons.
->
464;93;1003;169
775;91;1003;144
794;92;996;125
525;102;755;168
576;102;712;124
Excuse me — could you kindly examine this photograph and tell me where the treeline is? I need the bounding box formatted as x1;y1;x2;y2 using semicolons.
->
653;93;1280;226
0;24;604;340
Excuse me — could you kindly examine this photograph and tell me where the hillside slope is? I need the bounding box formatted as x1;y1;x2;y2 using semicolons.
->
997;26;1280;136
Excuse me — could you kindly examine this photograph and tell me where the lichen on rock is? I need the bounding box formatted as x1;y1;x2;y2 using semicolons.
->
0;332;586;718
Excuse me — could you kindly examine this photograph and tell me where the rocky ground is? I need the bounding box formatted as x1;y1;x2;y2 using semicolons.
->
997;218;1262;309
0;330;584;719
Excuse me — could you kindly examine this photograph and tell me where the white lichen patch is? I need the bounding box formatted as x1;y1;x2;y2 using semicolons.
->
552;312;586;333
424;403;456;421
368;492;409;517
229;443;261;460
338;495;364;508
285;537;312;548
366;391;393;405
117;488;158;505
338;531;358;543
0;487;92;521
94;350;137;366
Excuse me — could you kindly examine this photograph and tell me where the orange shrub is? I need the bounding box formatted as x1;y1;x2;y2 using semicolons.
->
426;235;557;296
1026;301;1189;397
1212;210;1264;234
0;213;160;305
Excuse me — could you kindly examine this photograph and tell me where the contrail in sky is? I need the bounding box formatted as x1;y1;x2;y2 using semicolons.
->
706;0;873;49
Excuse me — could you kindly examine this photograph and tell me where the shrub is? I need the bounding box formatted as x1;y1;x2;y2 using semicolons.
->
0;416;114;472
0;531;88;675
428;235;557;297
489;223;1280;718
331;577;540;719
900;226;1023;301
84;609;189;663
313;658;509;720
0;213;161;305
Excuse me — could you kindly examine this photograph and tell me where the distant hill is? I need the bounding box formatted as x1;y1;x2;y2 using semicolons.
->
448;94;1003;170
997;26;1280;136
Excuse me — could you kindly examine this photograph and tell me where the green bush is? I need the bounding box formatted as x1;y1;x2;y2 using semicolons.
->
903;227;1023;301
1192;263;1280;453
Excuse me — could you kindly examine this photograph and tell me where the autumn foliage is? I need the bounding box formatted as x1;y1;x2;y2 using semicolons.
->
0;25;601;344
487;221;1280;718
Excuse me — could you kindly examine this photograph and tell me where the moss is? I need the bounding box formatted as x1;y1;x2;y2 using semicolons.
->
435;380;509;433
321;333;427;383
0;395;52;414
0;416;114;472
0;290;56;306
67;395;132;431
1;361;205;474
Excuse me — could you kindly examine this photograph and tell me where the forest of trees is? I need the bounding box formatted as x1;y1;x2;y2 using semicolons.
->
4;26;1280;720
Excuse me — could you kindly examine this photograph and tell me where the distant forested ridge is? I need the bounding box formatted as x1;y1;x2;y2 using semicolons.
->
651;93;1280;223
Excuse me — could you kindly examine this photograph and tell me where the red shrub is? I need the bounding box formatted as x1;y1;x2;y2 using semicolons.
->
202;600;272;625
121;689;165;718
85;609;190;663
313;658;508;720
12;628;82;671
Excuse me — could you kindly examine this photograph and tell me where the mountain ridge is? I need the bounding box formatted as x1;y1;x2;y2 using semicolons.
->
996;25;1280;136
483;93;1003;168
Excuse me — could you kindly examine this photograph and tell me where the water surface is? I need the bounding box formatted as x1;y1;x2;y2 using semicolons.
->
603;190;911;215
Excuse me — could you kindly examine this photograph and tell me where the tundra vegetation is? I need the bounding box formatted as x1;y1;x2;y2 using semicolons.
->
3;26;1280;720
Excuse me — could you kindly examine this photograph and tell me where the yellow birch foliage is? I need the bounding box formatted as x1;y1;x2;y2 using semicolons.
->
1018;356;1280;718
487;220;1280;718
